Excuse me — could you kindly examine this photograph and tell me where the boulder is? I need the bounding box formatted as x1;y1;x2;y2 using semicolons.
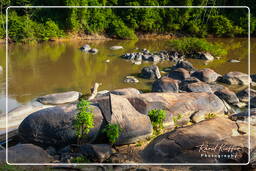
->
80;144;113;162
142;117;253;163
214;87;240;105
123;76;139;83
191;68;221;83
174;60;195;71
149;55;161;62
36;91;81;105
219;72;251;86
93;94;153;145
110;46;123;50
110;88;140;96
182;82;213;93
168;68;190;81
237;88;256;103
251;74;256;82
152;77;179;93
188;52;214;61
80;44;91;52
18;104;104;147
140;65;161;80
126;92;226;125
208;84;226;93
0;144;53;163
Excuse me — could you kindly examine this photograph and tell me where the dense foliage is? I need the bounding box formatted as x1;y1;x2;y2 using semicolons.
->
102;123;121;144
0;0;254;42
148;109;166;132
73;99;94;144
169;37;227;56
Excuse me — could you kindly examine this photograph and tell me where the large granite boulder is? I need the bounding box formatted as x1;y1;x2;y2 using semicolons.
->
93;94;153;145
191;68;221;83
18;103;104;147
142;117;254;163
219;72;251;86
36;91;81;105
140;65;161;80
152;77;179;93
126;92;226;125
0;144;53;163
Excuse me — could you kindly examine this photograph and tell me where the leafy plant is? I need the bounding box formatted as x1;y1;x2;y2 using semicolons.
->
205;113;217;120
148;109;167;132
172;114;183;128
168;37;227;57
102;123;121;144
73;99;94;144
71;156;90;163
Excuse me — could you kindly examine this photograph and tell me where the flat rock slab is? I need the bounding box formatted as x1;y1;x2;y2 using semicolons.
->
0;144;53;164
37;91;81;105
126;92;226;126
142;117;254;163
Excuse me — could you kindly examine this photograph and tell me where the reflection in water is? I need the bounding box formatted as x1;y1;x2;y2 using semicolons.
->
0;38;253;113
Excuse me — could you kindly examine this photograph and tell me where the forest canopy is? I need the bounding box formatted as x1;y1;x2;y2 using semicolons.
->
0;0;254;42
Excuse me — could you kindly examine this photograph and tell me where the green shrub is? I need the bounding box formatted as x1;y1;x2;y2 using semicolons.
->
73;99;94;144
172;114;182;128
168;37;227;57
102;123;121;144
205;113;217;120
148;109;166;132
37;20;64;40
71;156;90;163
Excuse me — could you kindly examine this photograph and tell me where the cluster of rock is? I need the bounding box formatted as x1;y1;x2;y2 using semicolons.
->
121;49;216;65
80;44;98;54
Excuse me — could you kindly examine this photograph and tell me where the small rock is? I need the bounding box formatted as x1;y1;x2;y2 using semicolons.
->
191;68;221;83
80;44;91;52
88;48;98;54
219;71;251;86
168;68;190;81
152;76;179;93
229;59;240;63
174;60;195;71
80;144;113;162
110;46;123;50
124;76;139;83
140;65;161;80
105;59;110;63
149;55;161;62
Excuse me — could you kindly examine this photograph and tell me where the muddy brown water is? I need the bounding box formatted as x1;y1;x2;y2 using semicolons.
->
0;38;254;114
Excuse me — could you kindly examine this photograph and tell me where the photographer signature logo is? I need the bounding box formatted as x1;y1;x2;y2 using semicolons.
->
196;143;242;159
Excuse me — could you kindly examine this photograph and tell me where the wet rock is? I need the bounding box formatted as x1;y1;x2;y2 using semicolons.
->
80;144;113;162
88;48;98;54
174;60;195;71
126;92;226;126
219;71;251;86
80;44;91;52
0;144;53;163
168;68;190;81
229;59;240;63
182;82;213;93
110;46;123;50
140;65;161;80
110;88;140;96
251;74;256;82
37;91;81;105
152;77;179;93
214;87;240;105
188;52;214;61
18;104;104;147
237;88;256;103
142;117;253;163
124;76;139;83
191;68;221;83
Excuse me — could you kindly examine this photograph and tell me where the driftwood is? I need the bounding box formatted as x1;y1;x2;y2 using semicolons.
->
88;83;102;100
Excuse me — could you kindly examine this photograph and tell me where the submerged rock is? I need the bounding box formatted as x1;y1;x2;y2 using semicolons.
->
0;144;53;163
142;117;253;163
88;48;98;54
18;104;103;147
37;91;81;105
123;76;139;83
219;71;251;86
191;68;221;83
140;65;161;80
80;44;91;52
152;76;179;93
110;46;123;50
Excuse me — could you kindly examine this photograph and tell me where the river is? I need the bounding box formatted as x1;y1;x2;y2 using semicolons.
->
0;38;254;114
